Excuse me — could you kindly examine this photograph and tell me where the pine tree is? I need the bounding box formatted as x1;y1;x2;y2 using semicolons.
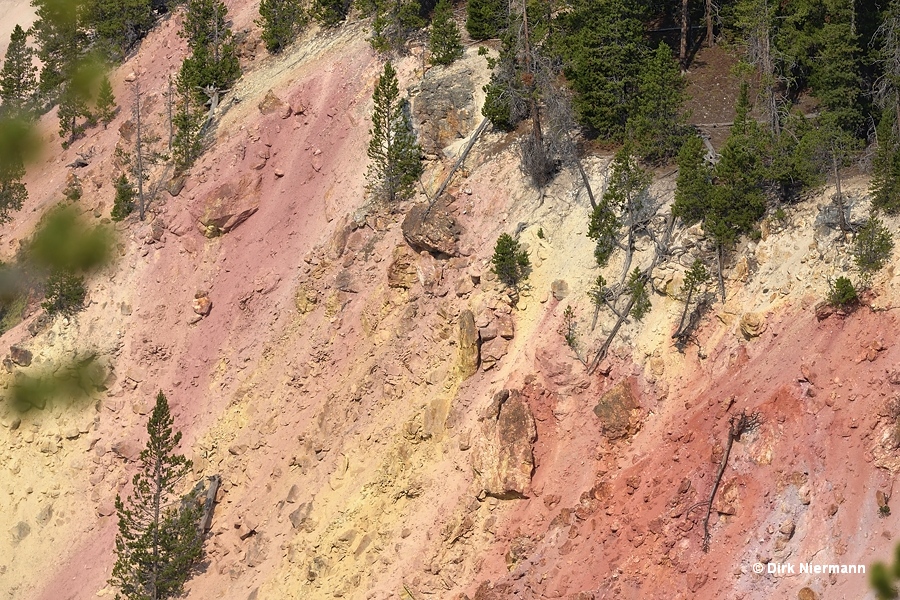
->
0;24;38;119
257;0;306;54
179;0;241;96
557;0;648;139
672;134;713;226
95;75;116;127
82;0;155;61
853;214;894;282
429;0;463;66
172;75;204;170
465;0;505;40
31;0;89;105
872;108;900;215
110;391;203;600
627;44;688;163
312;0;350;27
366;61;423;204
112;173;135;221
366;0;426;54
491;232;530;288
0;155;27;225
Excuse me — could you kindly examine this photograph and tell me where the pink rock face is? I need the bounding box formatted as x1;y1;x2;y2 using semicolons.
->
473;390;537;498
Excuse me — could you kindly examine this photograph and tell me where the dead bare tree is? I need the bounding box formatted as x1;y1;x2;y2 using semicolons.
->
131;79;146;221
680;0;690;66
166;73;174;151
690;409;762;552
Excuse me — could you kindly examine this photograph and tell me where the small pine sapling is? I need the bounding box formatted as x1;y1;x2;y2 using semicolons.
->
95;75;117;127
491;233;530;289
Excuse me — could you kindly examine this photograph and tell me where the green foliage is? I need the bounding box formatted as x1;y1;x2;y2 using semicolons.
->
491;232;530;288
853;215;894;280
172;68;205;169
672;135;713;226
682;259;710;297
870;542;900;599
627;44;688;163
0;24;38;119
429;0;463;66
95;75;116;127
110;391;203;600
557;0;647;138
29;204;112;273
465;0;505;40
257;0;306;54
366;61;423;204
312;0;349;26
587;197;620;267
626;267;650;320
179;0;241;96
82;0;154;61
57;56;105;146
42;269;85;315
827;276;858;307
559;305;578;351
64;175;82;201
365;0;426;54
872;109;900;215
482;77;514;131
588;274;607;308
766;112;822;201
112;174;136;221
31;0;89;105
587;147;649;267
0;143;28;226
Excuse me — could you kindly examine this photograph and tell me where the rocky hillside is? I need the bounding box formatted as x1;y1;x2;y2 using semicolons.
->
1;2;899;600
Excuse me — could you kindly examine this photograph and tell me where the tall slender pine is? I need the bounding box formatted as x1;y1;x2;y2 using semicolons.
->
366;61;423;205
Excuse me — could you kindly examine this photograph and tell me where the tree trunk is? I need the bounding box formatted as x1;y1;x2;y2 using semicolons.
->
706;0;714;47
680;0;689;66
716;243;725;301
133;80;146;221
833;149;848;232
167;74;174;151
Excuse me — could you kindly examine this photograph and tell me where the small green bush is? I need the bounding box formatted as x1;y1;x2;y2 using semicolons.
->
827;276;858;307
627;267;651;320
42;270;86;315
491;233;530;288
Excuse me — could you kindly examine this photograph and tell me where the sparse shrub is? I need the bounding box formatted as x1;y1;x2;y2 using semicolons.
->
491;233;530;288
42;269;86;315
64;176;82;202
588;274;607;308
827;276;858;307
537;227;544;239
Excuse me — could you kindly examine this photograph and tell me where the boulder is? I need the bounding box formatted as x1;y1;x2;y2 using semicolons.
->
289;502;313;531
457;310;480;379
496;314;515;339
480;337;508;371
190;173;261;235
472;390;537;498
9;346;32;367
551;279;569;301
410;63;478;154
739;312;766;339
387;245;418;289
111;439;142;462
192;294;212;316
402;198;460;257
593;381;642;440
258;89;292;119
416;252;443;294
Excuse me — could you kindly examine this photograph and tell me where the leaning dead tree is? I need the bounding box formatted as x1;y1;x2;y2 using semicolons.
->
586;213;675;375
690;409;762;552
